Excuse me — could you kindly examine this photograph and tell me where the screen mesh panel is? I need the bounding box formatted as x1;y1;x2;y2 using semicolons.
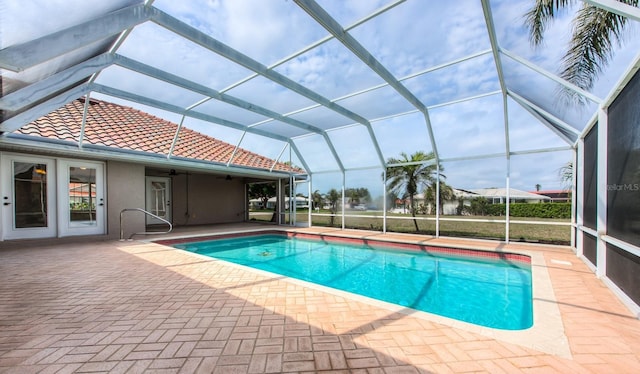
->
608;70;640;247
583;125;598;230
606;243;640;306
582;232;597;266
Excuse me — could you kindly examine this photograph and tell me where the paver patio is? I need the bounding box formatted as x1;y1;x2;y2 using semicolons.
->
1;224;639;373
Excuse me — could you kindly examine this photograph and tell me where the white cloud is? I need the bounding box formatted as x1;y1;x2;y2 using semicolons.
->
11;0;631;194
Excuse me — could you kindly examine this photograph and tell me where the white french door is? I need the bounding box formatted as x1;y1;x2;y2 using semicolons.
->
145;177;171;225
1;154;106;240
57;160;106;237
1;154;57;240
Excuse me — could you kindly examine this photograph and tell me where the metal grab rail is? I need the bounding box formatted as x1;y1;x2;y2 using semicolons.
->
120;208;173;240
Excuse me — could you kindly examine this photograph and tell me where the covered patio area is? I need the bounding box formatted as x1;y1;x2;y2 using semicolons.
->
1;225;639;373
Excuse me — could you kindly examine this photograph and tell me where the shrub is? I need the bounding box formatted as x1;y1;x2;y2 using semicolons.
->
481;202;571;219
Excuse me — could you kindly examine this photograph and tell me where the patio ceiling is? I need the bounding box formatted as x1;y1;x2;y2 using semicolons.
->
1;0;639;177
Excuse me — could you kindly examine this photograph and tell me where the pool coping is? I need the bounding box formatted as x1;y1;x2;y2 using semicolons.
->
151;228;571;358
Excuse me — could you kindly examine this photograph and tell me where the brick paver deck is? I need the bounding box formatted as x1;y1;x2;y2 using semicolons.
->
1;225;639;373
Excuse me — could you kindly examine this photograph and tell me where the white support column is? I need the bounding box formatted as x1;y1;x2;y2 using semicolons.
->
576;138;585;257
571;148;578;249
307;174;312;228
505;157;511;243
290;175;295;226
341;171;346;230
596;107;608;277
435;165;440;237
277;179;283;225
383;168;387;234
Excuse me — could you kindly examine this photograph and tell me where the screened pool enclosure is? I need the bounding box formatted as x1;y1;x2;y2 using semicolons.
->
1;1;640;315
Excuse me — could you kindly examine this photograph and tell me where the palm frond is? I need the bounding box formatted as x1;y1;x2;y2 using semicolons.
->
559;3;630;97
524;0;575;45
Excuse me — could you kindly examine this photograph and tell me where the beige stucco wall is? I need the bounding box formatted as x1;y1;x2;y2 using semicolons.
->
171;173;246;226
106;161;145;239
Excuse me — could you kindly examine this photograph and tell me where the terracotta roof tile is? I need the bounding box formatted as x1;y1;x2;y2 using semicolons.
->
15;98;302;174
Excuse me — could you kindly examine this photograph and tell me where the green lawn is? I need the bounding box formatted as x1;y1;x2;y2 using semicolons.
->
248;210;571;245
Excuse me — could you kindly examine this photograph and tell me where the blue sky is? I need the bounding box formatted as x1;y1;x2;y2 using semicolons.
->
3;0;639;197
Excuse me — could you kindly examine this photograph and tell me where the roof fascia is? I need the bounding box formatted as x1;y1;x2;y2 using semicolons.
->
294;0;437;164
507;90;578;144
0;83;92;133
501;48;602;104
0;134;294;179
0;53;114;112
0;3;151;72
149;7;385;168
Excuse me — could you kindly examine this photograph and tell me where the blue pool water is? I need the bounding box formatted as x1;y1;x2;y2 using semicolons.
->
173;235;533;330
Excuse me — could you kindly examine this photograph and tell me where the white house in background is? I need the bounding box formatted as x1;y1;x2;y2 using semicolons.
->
469;188;552;204
256;196;309;210
414;187;552;215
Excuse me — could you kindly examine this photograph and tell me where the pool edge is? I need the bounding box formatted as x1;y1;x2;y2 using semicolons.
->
152;228;571;358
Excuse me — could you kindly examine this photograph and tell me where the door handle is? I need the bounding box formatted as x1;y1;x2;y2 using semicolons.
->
3;202;10;206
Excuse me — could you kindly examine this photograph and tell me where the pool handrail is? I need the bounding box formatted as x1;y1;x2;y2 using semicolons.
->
119;208;173;240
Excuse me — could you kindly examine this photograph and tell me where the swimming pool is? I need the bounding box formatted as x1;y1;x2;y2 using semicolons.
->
170;233;533;330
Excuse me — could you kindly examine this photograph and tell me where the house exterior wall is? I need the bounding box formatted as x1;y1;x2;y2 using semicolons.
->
106;161;145;239
171;173;245;226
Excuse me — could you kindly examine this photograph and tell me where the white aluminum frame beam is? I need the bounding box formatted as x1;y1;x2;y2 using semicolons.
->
1;83;92;133
294;0;439;163
508;91;580;144
219;0;406;94
583;0;640;21
0;53;114;112
113;54;343;171
150;7;387;168
91;84;289;143
501;48;602;104
93;83;311;173
0;3;152;71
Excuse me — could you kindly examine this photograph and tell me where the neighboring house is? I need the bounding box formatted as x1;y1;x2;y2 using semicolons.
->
413;187;552;215
469;188;552;204
414;188;478;215
530;190;571;203
265;196;309;210
249;196;308;210
0;98;302;241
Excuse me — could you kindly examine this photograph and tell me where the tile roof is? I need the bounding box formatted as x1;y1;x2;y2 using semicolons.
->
15;98;300;173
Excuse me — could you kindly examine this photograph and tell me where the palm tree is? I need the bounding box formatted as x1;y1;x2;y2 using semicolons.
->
311;189;323;211
386;151;442;232
524;0;638;103
425;180;455;215
326;188;340;226
559;161;574;191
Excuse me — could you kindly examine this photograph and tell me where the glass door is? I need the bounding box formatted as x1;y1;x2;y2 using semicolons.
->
1;155;57;239
145;177;171;225
57;160;105;236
